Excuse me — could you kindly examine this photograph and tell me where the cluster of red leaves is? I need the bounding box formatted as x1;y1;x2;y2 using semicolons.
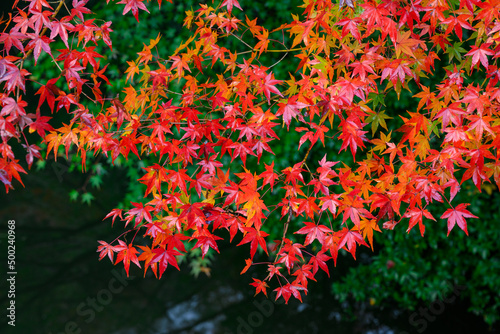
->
3;0;500;303
0;0;114;188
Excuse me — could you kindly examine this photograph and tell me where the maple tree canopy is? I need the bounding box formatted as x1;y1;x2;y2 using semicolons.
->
2;0;499;303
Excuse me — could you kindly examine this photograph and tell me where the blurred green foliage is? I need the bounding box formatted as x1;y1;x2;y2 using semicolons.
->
332;183;500;325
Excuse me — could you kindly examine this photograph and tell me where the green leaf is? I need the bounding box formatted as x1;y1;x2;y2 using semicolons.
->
367;110;392;135
429;120;440;137
69;189;79;202
369;92;386;108
81;192;94;205
446;42;467;62
35;160;46;170
90;175;102;189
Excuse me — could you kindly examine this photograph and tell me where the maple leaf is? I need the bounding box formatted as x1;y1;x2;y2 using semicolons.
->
340;193;373;227
413;86;435;111
465;44;493;69
239;188;268;228
435;103;467;129
292;264;316;287
192;231;223;259
274;283;306;303
282;162;305;187
462;164;489;190
197;153;223;175
296;196;320;219
97;241;116;262
356;219;381;251
366;110;392;135
137;245;158;277
393;31;422;58
404;207;436;237
295;221;332;246
98;21;114;49
320;194;342;215
222;180;240;207
0;32;26;54
114;241;141;277
166;233;189;253
441;203;478;236
337;18;362;41
442;14;475;41
23;144;42;169
0;159;27;192
151;247;182;278
222;0;243;12
72;0;92;21
266;264;284;279
0;65;30;93
255;29;270;55
25;34;53;65
170;55;191;79
310;251;331;277
277;100;308;130
190;171;213;197
35;78;61;111
1;97;27;118
237;226;269;259
260;161;279;191
49;19;74;48
126;202;153;227
30;9;53;35
143;221;165;239
240;258;252;274
250;278;269;297
261;73;283;103
338;228;368;260
29;0;53;11
167;169;192;195
117;0;150;22
338;117;369;159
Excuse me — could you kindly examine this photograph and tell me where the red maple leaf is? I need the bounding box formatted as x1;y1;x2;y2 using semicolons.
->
337;228;368;260
260;161;279;191
221;0;242;12
237;226;269;259
295;221;332;245
114;241;141;277
151;247;182;278
97;241;116;262
126;202;153;227
192;228;223;258
404;206;436;237
465;43;494;69
261;72;283;103
441;203;478;236
309;251;331;277
0;32;26;54
277;99;308;130
25;34;53;65
274;283;306;304
117;0;150;21
250;278;269;296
